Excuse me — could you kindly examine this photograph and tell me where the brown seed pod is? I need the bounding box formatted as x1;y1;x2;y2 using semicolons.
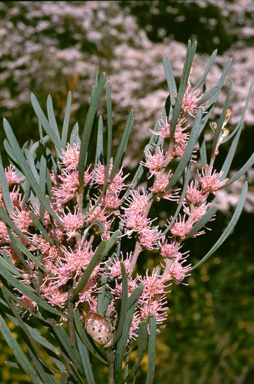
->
84;313;113;346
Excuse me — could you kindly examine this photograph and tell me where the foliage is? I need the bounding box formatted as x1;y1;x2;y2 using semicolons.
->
0;40;253;384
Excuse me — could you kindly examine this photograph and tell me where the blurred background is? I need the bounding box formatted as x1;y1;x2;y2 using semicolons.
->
0;1;254;383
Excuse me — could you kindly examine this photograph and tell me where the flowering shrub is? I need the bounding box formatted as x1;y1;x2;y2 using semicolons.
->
0;41;253;384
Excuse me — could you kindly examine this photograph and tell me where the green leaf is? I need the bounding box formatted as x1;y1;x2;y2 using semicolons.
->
0;314;43;384
0;164;14;217
76;332;96;384
39;154;47;221
145;315;156;384
97;276;108;316
211;81;232;156
62;91;72;148
192;182;248;270
60;372;68;384
96;116;104;163
106;81;113;166
185;205;217;239
0;263;64;317
70;122;81;146
199;59;232;134
31;93;62;151
3;138;18;163
162;164;191;235
29;212;55;246
222;153;254;188
54;324;82;372
198;130;207;168
79;73;106;189
0;254;25;278
165;108;202;191
127;284;144;310
170;40;194;138
102;229;121;256
72;240;107;303
0;205;30;242
47;95;60;140
81;220;105;244
163;55;177;106
122;321;148;384
73;309;107;365
3;118;63;226
114;301;137;384
197;85;219;106
112;262;128;346
3;294;60;384
220;83;253;179
110;110;134;182
4;361;20;369
10;233;54;276
193;49;217;91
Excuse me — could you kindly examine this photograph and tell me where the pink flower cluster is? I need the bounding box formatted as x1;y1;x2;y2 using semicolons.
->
0;79;229;342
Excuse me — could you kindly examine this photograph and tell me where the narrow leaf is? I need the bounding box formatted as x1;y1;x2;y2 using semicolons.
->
47;95;60;140
62;91;72;147
79;73;106;189
112;262;128;345
127;284;144;310
0;314;43;384
96;116;104;163
29;212;55;245
222;153;254;188
76;332;96;384
54;324;82;372
122;321;148;383
192;182;248;270
185;205;217;239
220;83;253;178
73;309;107;365
3;119;63;226
72;240;107;302
163;55;177;106
193;49;218;90
197;85;219;106
146;315;156;384
31;93;62;151
70;122;81;146
165;108;202;191
114;301;137;384
110;110;134;182
0;263;64;317
0;164;14;217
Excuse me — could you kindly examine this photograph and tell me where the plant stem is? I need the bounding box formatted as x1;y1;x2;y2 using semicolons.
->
106;348;115;384
68;284;76;347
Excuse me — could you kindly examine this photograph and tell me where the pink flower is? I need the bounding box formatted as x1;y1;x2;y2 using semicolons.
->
140;147;166;177
103;252;132;279
169;260;191;284
198;168;228;195
60;143;80;171
170;215;193;238
60;206;84;239
150;116;171;138
124;188;149;214
181;85;203;117
138;295;169;325
160;238;182;259
149;172;179;201
5;165;24;186
138;225;161;250
186;180;205;204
